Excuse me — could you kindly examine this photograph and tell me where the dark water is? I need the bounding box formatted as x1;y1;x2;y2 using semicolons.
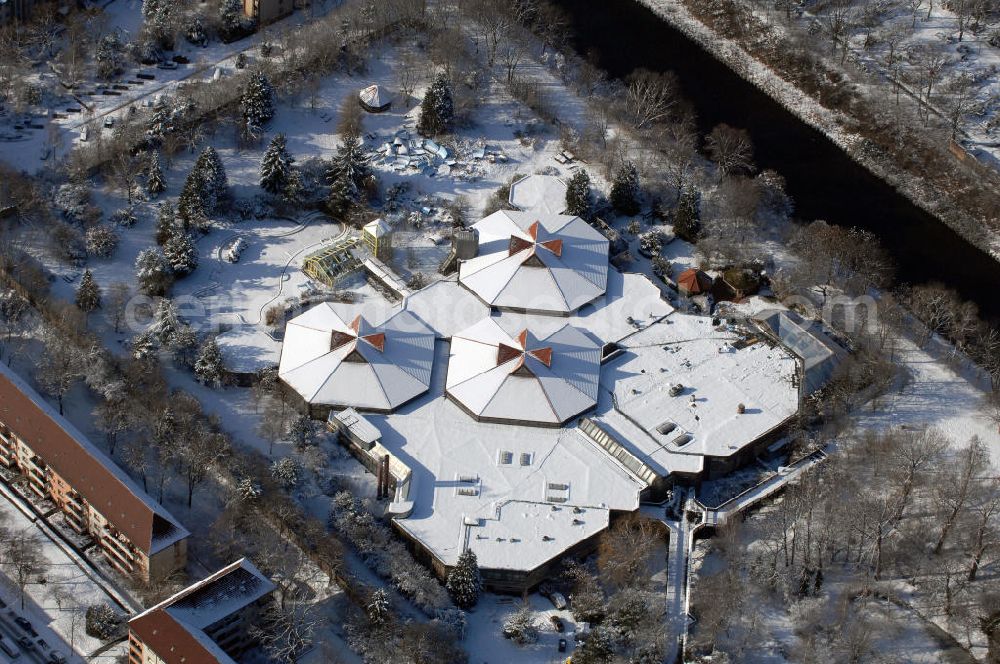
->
554;0;1000;325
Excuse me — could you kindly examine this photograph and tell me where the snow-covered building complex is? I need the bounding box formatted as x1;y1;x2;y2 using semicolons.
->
276;203;845;591
128;558;275;664
459;211;609;315
278;304;435;415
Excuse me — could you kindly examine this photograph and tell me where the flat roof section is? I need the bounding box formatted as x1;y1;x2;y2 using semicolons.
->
597;313;799;461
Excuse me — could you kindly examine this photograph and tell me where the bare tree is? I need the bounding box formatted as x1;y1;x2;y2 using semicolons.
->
966;476;1000;580
624;69;680;131
105;281;132;334
251;599;322;664
935;436;988;554
887;427;948;521
37;326;82;415
3;528;50;609
706;124;755;176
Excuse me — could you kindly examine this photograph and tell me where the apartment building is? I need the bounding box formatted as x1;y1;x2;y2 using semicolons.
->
128;559;276;664
242;0;291;26
0;362;188;582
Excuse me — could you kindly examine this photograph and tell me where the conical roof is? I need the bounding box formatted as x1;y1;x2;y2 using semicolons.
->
446;318;601;426
459;211;609;315
359;84;390;111
279;303;435;412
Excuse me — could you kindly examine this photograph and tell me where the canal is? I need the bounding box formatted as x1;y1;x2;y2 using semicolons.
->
555;0;1000;325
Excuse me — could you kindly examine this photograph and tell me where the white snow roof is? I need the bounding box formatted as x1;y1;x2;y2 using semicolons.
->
595;313;799;463
363;217;391;238
459;210;609;315
216;325;281;374
446;318;601;426
508;174;568;215
359;84;389;109
369;345;643;571
496;270;674;345
402;278;491;339
279;303;435;412
753;309;846;396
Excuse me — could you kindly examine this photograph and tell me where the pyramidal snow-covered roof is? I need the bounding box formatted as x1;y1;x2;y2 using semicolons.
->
359;84;389;110
446;318;601;426
459;210;609;315
279;303;435;412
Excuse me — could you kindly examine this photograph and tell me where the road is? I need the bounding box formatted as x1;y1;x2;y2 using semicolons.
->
51;0;339;148
0;607;54;664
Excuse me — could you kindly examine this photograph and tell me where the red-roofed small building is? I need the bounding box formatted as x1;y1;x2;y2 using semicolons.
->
676;268;714;296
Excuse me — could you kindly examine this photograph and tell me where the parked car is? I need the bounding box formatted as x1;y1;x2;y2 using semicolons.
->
0;635;20;658
558;638;567;653
157;61;178;70
539;583;568;609
103;117;114;129
16;636;34;651
547;591;567;610
47;651;68;663
550;615;565;632
14;616;37;637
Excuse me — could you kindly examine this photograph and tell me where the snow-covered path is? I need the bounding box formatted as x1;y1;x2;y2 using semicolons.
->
854;333;1000;463
641;495;693;662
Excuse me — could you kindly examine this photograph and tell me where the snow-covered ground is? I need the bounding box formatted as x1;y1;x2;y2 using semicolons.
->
463;592;578;664
0;493;126;663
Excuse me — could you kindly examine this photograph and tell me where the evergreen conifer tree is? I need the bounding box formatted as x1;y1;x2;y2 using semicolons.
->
610;161;641;216
326;130;370;216
194;337;225;387
146;152;165;197
446;548;481;609
565;169;592;218
241;70;275;128
163;233;198;276
134;248;173;296
155;202;177;245
260;133;294;197
178;147;227;231
326;173;355;218
151;298;180;344
417;73;454;136
75;270;101;315
672;185;701;243
366;588;390;626
219;0;247;39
